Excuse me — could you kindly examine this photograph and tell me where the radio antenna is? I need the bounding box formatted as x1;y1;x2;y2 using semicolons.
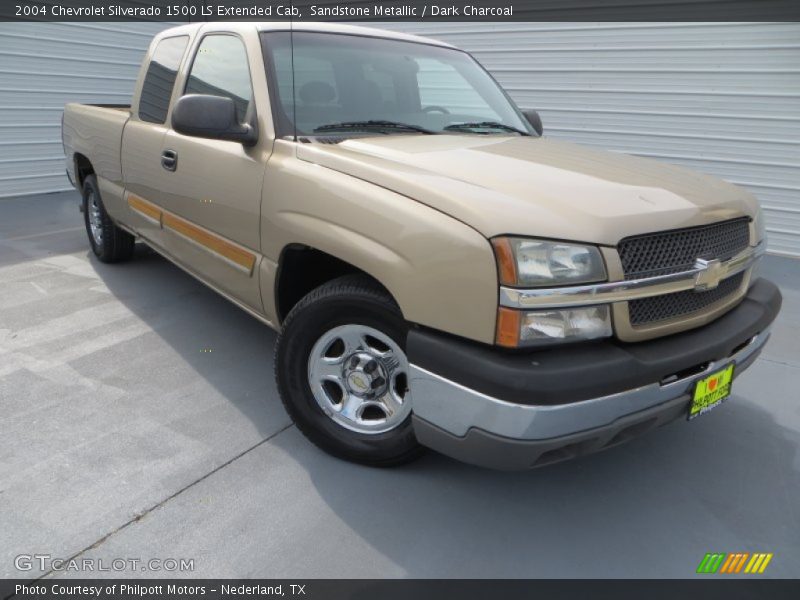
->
289;1;297;142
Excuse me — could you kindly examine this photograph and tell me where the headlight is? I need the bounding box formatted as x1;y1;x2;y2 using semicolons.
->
497;306;612;348
492;237;606;287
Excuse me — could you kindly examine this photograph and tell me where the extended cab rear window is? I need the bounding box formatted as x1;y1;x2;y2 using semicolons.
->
139;36;189;124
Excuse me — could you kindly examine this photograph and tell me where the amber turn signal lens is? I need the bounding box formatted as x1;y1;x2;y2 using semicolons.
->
495;307;521;348
491;237;518;286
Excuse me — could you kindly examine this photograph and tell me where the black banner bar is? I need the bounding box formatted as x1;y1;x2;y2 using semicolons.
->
2;0;800;22
3;579;800;600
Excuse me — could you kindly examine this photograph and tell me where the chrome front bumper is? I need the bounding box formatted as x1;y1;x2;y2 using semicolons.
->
410;326;769;444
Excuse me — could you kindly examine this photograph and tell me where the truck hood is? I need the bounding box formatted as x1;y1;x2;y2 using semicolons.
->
296;135;758;246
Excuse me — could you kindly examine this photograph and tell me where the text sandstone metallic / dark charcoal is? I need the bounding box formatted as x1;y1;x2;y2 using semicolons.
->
628;272;745;325
618;218;751;280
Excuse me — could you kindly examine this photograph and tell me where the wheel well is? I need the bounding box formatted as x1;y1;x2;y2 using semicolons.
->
275;246;387;323
74;153;94;187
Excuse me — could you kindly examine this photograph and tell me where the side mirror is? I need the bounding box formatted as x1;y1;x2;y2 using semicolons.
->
522;109;543;136
172;94;258;146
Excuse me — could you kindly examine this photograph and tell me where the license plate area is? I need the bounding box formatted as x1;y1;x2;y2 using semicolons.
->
688;363;735;421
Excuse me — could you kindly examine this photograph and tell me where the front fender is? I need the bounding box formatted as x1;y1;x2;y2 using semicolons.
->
260;143;498;345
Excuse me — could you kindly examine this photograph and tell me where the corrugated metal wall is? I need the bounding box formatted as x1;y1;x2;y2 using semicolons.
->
1;22;798;256
381;22;800;257
0;22;171;197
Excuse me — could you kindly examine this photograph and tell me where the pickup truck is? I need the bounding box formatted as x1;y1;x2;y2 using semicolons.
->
62;22;781;470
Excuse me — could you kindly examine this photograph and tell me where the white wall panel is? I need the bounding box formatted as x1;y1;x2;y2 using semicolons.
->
0;22;172;197
1;21;798;255
381;22;800;256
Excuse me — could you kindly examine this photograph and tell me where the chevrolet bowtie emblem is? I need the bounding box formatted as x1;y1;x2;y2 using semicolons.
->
694;258;724;291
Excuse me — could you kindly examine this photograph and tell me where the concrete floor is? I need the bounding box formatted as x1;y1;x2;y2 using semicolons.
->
1;191;798;579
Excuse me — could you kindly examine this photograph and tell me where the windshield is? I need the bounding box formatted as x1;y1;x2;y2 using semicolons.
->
260;31;533;137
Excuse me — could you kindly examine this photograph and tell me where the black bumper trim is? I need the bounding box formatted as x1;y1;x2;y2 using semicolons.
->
407;278;781;406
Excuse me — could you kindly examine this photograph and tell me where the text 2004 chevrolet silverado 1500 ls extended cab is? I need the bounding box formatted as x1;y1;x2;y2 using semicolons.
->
62;22;781;469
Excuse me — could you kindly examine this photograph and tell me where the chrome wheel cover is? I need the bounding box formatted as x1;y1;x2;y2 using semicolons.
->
87;189;103;247
307;324;411;434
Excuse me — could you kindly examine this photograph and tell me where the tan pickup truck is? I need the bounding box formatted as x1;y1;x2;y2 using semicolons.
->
62;22;781;469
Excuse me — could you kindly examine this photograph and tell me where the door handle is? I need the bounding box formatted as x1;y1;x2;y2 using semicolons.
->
161;149;178;172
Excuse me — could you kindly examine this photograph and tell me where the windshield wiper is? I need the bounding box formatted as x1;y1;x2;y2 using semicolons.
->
313;120;434;134
444;121;529;135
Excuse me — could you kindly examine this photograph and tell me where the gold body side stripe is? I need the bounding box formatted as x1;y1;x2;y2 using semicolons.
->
161;212;256;273
128;194;162;223
127;193;256;275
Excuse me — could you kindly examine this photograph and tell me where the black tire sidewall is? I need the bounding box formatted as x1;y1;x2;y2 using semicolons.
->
276;281;421;465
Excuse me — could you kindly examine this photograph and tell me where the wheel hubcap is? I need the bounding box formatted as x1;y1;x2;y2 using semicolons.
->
87;190;103;247
307;324;411;434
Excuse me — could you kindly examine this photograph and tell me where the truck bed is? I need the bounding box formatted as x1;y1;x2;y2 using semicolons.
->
62;103;131;192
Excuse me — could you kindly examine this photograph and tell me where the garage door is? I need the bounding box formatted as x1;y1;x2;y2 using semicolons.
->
382;22;800;257
2;21;799;257
0;22;171;197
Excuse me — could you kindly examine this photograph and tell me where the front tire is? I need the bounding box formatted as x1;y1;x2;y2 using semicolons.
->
82;174;135;263
275;275;423;467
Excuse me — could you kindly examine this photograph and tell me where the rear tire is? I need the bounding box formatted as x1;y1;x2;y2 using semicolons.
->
82;174;135;263
275;274;424;467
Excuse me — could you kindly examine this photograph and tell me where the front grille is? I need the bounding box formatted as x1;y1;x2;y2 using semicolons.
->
618;218;750;280
628;272;745;325
618;218;751;327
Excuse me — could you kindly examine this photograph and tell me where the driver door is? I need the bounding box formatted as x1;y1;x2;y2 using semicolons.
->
157;33;266;312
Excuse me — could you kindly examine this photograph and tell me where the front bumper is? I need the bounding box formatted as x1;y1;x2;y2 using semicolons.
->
408;278;781;469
